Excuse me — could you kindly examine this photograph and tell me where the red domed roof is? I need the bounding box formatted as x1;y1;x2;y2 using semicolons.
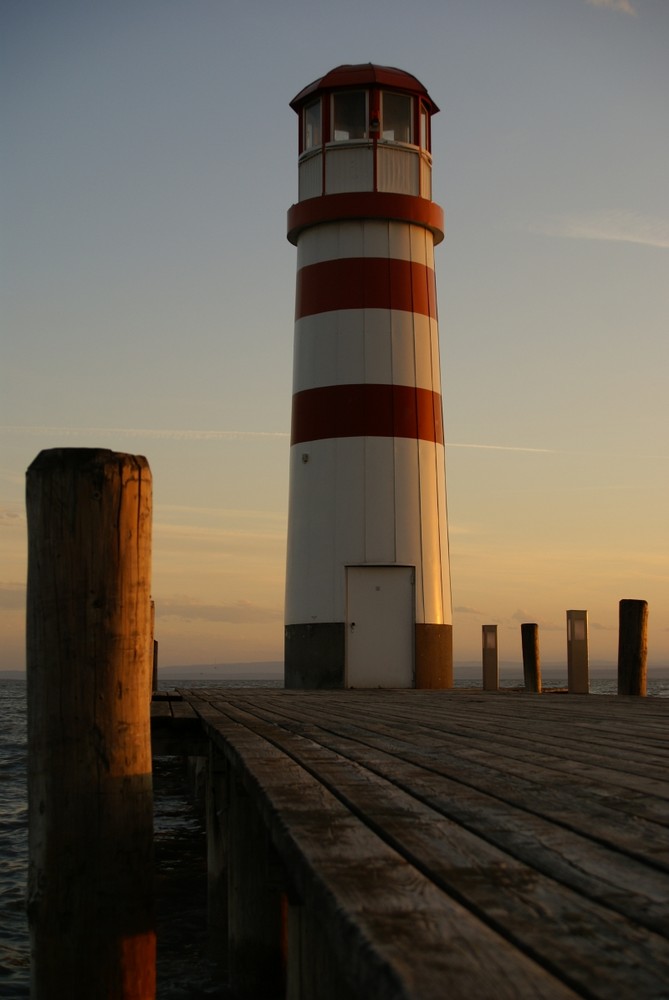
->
290;63;439;115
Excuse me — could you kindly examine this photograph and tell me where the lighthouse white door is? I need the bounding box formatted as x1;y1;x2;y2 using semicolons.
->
345;566;414;688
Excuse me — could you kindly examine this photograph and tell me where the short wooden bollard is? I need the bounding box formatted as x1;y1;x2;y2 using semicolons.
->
618;599;648;696
26;449;155;1000
521;623;542;693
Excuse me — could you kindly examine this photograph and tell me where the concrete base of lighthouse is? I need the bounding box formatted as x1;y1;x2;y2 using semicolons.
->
284;623;346;689
284;623;453;690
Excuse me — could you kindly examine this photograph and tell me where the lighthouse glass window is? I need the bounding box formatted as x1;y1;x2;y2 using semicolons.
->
303;99;321;151
420;103;430;149
332;91;367;141
382;92;412;143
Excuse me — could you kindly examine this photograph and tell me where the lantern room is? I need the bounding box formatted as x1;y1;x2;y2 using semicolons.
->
290;63;439;203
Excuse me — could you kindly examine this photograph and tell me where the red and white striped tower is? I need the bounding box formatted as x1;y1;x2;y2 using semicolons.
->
285;64;452;689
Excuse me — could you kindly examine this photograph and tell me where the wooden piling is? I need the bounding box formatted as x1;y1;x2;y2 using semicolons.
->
227;773;285;999
26;448;155;1000
206;746;228;964
150;600;158;695
152;639;159;694
521;623;542;693
618;599;648;696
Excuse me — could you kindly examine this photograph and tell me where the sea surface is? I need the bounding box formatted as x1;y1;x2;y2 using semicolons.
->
2;674;668;998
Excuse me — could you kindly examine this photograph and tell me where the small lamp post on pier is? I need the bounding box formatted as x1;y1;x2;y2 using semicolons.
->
566;610;589;694
482;625;499;691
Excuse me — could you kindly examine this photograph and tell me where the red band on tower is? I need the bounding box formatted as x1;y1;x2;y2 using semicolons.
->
291;383;444;445
296;258;437;320
287;192;445;246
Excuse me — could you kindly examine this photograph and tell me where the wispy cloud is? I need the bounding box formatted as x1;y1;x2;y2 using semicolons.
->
0;583;25;611
586;0;637;14
447;443;555;454
157;596;282;624
2;425;558;454
533;211;669;249
155;503;286;523
0;425;289;441
510;609;562;632
0;585;284;624
0;508;25;527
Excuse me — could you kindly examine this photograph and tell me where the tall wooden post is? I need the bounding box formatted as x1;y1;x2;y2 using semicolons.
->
618;599;648;696
26;448;155;1000
521;623;542;693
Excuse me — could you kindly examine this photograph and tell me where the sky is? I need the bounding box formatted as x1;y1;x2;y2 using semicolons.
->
2;0;668;674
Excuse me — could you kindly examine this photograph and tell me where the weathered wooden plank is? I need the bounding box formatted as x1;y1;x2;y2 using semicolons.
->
203;690;669;882
206;695;669;934
152;690;183;702
193;696;669;999
169;699;199;720
219;686;669;749
357;701;669;782
380;701;669;755
340;726;669;824
258;695;669;843
178;689;669;996
381;728;669;826
150;700;172;718
184;694;578;1000
150;697;207;756
205;692;669;784
324;692;669;763
245;692;667;839
186;690;669;777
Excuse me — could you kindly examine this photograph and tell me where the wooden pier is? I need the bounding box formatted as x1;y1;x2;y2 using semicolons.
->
152;687;669;1000
25;449;664;998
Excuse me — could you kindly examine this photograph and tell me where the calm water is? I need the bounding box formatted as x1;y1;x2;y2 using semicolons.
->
2;674;668;997
0;681;28;999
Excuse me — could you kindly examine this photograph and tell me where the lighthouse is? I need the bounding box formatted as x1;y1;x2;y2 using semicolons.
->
285;64;452;689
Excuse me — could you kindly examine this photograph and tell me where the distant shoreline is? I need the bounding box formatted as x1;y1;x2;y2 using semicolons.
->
3;663;669;681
